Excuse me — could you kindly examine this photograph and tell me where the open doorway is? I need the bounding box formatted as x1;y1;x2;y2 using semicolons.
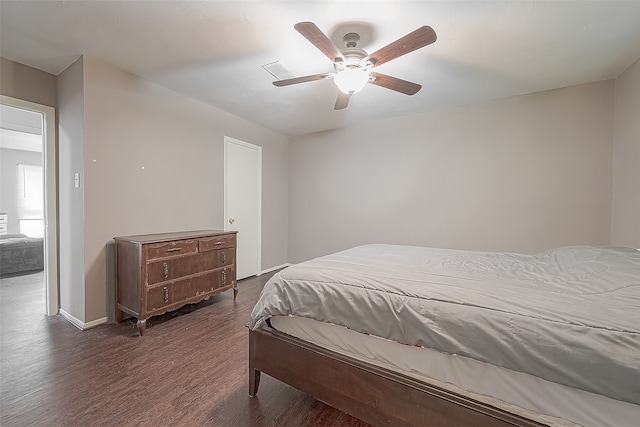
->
0;96;58;316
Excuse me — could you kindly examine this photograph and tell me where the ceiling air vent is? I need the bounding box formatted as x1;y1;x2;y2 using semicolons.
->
262;61;295;81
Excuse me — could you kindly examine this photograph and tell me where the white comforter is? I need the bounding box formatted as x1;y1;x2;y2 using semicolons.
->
249;245;640;405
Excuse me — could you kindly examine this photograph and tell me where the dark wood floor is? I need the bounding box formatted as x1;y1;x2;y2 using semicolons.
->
0;270;369;427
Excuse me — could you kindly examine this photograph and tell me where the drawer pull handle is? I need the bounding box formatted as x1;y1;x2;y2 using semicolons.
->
221;252;226;264
163;287;169;304
163;262;169;279
215;242;224;245
221;270;226;285
166;247;182;252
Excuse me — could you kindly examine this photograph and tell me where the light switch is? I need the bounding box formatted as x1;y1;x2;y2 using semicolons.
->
74;173;80;188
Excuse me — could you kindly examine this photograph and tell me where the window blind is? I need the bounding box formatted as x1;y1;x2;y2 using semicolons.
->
17;164;43;220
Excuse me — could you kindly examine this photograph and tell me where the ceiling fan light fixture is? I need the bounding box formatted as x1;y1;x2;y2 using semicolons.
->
334;67;369;94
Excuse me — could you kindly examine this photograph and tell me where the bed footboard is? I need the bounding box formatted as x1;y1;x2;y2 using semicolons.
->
248;327;547;426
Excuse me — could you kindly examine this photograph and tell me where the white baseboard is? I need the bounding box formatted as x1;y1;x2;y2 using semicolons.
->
84;316;108;329
60;309;108;330
260;263;292;275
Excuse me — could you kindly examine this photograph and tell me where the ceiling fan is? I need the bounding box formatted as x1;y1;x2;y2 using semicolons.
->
273;22;437;110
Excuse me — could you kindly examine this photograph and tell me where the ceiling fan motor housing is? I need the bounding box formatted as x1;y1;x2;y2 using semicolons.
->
337;32;373;71
335;47;369;71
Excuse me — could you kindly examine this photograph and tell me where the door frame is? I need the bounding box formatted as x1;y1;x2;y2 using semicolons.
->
1;95;58;316
224;136;262;278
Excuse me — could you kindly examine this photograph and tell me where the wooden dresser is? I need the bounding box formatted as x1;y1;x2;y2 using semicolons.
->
0;213;7;235
114;230;237;335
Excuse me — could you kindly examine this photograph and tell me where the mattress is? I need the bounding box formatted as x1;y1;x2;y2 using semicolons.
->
271;315;640;427
250;244;640;407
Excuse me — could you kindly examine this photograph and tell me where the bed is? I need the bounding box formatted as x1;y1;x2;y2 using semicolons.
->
248;244;640;426
0;233;44;276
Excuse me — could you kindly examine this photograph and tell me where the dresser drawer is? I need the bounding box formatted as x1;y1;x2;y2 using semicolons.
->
146;239;198;260
0;214;7;235
147;267;235;311
210;248;235;270
147;248;235;285
199;234;235;252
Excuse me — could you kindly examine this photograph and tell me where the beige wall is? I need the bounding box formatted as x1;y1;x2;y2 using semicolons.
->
57;57;86;321
288;81;615;263
0;57;57;107
80;56;289;323
611;58;640;248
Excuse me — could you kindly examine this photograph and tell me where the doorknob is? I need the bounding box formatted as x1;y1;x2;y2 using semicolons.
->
228;217;235;224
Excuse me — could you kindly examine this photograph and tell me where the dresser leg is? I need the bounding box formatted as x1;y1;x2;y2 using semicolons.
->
233;287;238;300
137;319;147;336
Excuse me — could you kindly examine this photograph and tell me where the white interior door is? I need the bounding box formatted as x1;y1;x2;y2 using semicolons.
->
224;137;261;280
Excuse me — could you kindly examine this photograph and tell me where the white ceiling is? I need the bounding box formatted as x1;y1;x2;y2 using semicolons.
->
1;1;640;136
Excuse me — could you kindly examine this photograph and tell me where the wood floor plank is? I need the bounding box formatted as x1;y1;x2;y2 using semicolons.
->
0;270;370;426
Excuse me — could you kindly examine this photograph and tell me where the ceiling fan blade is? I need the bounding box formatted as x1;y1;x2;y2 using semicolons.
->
334;92;351;110
294;22;346;63
366;26;436;68
273;72;334;87
368;72;422;95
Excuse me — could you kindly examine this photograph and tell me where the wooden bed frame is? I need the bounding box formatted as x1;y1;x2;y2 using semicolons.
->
249;327;548;426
